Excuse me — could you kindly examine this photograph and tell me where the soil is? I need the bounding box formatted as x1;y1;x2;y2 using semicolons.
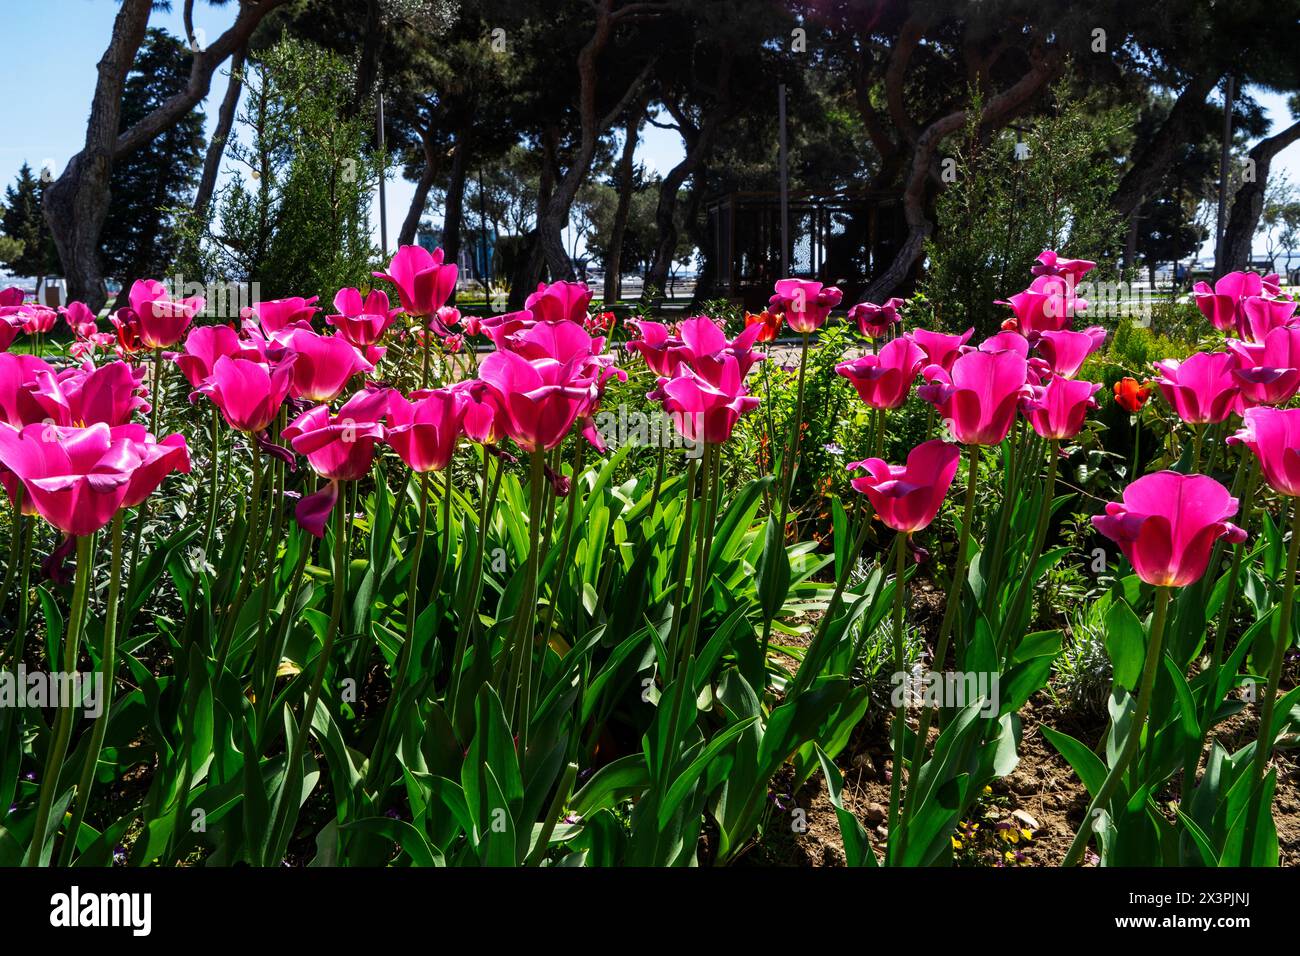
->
746;573;1300;868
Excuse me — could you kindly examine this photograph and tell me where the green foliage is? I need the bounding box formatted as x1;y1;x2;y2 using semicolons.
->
204;38;380;300
0;162;59;279
100;29;205;292
922;84;1130;336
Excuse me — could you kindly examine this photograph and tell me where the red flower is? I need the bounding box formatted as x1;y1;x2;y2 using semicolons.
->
1113;376;1151;414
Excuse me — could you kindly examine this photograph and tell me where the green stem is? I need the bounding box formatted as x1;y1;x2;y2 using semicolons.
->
25;534;94;866
998;438;1058;657
777;332;811;531
1247;501;1300;794
680;444;716;674
1062;586;1172;867
902;444;980;811
886;532;907;862
215;451;265;670
507;451;546;749
0;487;23;626
267;489;346;863
58;514;125;865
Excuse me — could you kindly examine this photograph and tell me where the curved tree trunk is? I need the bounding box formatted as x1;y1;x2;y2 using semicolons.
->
43;0;151;309
398;124;440;248
863;51;1059;301
509;124;559;309
1111;73;1219;221
646;50;733;293
604;102;645;303
1222;118;1300;272
45;0;288;310
441;134;471;302
194;44;247;222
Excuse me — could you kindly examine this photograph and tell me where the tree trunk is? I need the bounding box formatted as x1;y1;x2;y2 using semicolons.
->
194;44;247;221
1111;73;1219;221
604;102;645;303
352;0;384;116
1221;119;1300;273
42;0;151;309
398;124;440;247
863;51;1059;301
535;1;658;283
441;134;471;302
45;0;288;310
509;125;559;309
646;50;733;292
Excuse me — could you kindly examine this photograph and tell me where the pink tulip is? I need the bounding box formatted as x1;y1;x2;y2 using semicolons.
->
284;388;390;536
0;317;17;352
997;275;1088;336
1021;376;1101;440
431;306;461;338
673;315;764;379
908;327;973;373
477;348;595;453
978;330;1031;357
627;320;684;377
109;307;146;357
111;425;191;509
1153;352;1241;424
1231;407;1300;497
373;245;458;317
474;310;535;351
200;355;295;433
129;279;205;349
768;278;843;334
836;336;926;409
1030;250;1096;283
0;353;56;427
0;422;139;536
30;360;149;427
450;379;507;446
171;324;244;388
1227;326;1300;407
1192;271;1269;334
285;387;389;481
16;305;58;335
0;287;23;307
918;348;1030;445
246;295;319;335
1239;295;1298;344
847;439;961;533
525;280;593;325
657;354;760;445
281;328;373;403
385;388;468;473
1035;327;1107;379
848;298;906;339
61;301;98;338
327;287;400;347
1092;471;1246;587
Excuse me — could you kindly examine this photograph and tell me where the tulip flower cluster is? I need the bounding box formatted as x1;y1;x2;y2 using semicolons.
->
3;239;1297;873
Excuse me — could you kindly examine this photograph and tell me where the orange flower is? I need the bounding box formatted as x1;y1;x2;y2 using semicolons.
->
745;310;782;343
1113;376;1151;413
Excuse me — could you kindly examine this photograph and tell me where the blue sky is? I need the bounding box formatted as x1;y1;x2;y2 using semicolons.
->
1;0;1295;265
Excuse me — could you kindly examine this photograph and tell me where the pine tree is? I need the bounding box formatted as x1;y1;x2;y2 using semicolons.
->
1;162;59;279
100;28;206;298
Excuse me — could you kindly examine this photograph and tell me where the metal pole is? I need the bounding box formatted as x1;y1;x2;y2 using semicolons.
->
778;83;789;277
1214;75;1234;276
377;91;389;258
478;167;491;286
